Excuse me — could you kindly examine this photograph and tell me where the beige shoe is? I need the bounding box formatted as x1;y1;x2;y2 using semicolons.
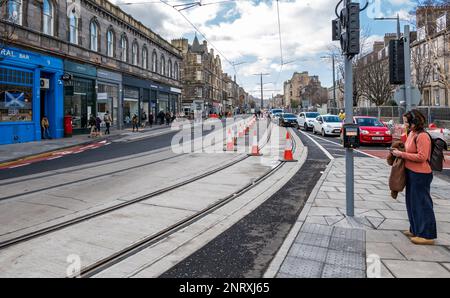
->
410;237;435;245
403;230;415;238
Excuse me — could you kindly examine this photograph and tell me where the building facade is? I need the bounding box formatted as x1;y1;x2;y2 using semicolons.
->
411;6;450;107
0;0;182;144
283;71;327;109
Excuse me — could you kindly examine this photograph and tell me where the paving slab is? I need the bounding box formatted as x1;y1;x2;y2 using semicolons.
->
383;260;450;278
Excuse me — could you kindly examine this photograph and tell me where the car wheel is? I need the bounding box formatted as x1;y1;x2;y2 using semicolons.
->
322;129;326;137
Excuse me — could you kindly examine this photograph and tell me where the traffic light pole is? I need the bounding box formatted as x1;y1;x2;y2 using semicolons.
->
344;50;354;217
404;25;412;112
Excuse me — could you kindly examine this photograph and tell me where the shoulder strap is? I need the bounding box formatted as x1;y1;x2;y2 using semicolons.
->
414;131;433;164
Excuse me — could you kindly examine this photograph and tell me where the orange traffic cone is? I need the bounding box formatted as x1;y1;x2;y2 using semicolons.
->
224;129;236;152
248;130;263;156
281;132;297;162
238;123;244;138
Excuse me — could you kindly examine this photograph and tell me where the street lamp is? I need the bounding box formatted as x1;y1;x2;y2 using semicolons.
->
374;14;401;39
321;55;337;108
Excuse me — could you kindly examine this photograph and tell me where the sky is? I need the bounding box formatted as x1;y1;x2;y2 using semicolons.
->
111;0;418;99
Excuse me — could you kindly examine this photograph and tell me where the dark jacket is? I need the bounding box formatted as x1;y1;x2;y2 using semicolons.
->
387;140;406;199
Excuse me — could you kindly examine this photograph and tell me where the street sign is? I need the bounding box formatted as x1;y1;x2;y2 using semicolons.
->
394;86;421;106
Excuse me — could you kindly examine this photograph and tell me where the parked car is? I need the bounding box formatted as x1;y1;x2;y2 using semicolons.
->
272;111;283;123
353;116;392;145
312;114;343;137
279;113;298;127
297;112;320;131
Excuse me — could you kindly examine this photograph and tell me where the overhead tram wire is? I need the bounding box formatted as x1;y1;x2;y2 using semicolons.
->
273;0;286;95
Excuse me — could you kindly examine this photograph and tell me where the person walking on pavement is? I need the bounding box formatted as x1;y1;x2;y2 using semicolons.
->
391;109;437;245
149;112;154;128
104;111;112;135
165;111;171;126
141;111;147;128
95;115;102;137
158;110;165;125
41;116;51;140
88;114;97;138
338;110;346;121
132;114;139;132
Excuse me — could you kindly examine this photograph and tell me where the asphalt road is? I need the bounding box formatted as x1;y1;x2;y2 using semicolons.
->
0;123;230;180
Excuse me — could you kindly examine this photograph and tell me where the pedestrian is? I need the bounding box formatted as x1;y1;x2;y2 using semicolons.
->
149;112;154;128
165;111;171;126
95;115;102;137
88;114;97;138
338;110;345;121
104;111;112;135
141;111;147;128
132;114;139;132
41;116;51;140
391;109;437;245
158;110;165;125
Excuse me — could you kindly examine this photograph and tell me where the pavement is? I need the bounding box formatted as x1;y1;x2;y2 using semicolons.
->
266;157;450;278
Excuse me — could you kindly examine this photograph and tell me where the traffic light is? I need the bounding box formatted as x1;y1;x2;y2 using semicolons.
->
332;19;341;41
389;39;405;85
335;3;360;56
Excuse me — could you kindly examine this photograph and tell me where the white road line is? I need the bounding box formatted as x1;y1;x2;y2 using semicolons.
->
46;156;62;160
9;163;31;169
299;130;334;160
302;131;380;159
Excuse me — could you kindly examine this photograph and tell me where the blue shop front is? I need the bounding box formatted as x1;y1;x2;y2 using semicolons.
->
0;47;64;145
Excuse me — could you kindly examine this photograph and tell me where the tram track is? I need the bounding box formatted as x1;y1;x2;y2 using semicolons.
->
0;120;273;253
76;125;295;278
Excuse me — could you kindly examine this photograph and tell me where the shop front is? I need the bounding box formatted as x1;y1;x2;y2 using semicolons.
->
122;75;150;128
63;60;97;134
97;69;122;129
0;46;64;145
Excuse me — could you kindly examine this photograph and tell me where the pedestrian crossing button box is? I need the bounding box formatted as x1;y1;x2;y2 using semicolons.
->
343;123;360;148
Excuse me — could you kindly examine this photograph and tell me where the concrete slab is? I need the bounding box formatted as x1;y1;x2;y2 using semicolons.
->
366;242;405;260
384;260;450;278
391;241;450;262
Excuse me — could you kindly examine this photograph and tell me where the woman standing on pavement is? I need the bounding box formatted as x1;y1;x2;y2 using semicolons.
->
391;109;437;245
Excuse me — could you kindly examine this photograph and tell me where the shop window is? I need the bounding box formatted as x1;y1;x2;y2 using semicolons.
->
0;66;33;122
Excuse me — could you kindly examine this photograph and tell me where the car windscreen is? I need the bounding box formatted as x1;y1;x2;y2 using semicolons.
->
272;109;283;114
306;112;320;118
356;118;384;127
282;114;296;118
323;116;341;123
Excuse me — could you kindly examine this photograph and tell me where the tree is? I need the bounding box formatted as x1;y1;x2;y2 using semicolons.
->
359;60;395;106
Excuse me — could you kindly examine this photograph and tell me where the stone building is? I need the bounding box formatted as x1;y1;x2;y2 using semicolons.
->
411;5;450;107
283;71;327;109
172;36;229;116
0;0;182;144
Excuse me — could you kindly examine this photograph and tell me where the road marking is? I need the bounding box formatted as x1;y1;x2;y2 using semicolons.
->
300;130;334;160
9;163;31;169
47;156;62;160
303;131;380;159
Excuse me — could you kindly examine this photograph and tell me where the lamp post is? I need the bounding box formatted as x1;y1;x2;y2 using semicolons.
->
321;54;337;108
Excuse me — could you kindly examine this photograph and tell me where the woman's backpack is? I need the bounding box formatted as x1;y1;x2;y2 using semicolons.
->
416;132;446;172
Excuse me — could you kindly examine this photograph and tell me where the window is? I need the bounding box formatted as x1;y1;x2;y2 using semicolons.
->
142;47;148;69
43;0;53;35
152;51;157;72
132;42;138;66
160;55;165;75
437;14;447;33
174;62;179;80
417;27;426;41
0;66;34;122
121;35;128;62
69;12;78;44
168;59;172;78
196;54;202;64
7;0;22;25
107;30;114;57
90;21;98;52
196;71;202;81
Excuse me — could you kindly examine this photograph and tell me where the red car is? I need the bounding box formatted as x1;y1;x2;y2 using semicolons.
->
353;116;392;145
